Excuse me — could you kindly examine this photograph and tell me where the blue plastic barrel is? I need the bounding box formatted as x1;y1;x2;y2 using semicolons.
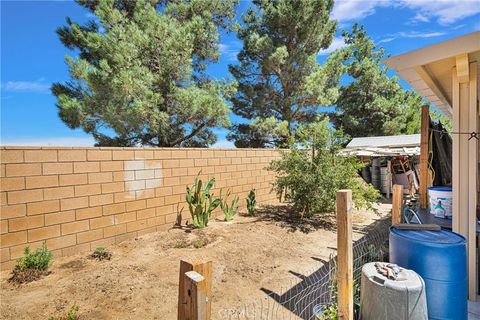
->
389;227;467;320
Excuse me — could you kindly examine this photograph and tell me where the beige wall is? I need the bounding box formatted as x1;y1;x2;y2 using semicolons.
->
0;147;280;269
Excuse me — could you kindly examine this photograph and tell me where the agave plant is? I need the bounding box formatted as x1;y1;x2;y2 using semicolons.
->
186;175;221;228
220;189;239;222
246;189;256;216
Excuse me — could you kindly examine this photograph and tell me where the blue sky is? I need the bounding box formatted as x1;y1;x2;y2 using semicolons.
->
1;0;479;147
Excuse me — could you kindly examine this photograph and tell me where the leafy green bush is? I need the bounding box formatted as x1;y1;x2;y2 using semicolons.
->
268;119;379;218
16;242;52;271
220;189;239;221
186;174;221;228
246;189;257;216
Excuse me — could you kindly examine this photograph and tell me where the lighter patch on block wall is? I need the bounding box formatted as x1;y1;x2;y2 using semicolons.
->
124;159;163;200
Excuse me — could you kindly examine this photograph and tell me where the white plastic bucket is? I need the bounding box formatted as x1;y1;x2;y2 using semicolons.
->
428;186;452;218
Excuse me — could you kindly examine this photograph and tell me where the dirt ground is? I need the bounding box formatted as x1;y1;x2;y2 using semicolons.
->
0;202;390;320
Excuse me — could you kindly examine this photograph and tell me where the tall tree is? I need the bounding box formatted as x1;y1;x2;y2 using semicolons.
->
332;24;426;138
53;0;237;147
228;0;343;148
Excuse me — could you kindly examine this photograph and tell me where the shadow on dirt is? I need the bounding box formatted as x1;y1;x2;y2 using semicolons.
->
252;204;335;233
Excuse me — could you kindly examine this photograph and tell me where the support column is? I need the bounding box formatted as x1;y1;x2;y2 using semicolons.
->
452;61;478;301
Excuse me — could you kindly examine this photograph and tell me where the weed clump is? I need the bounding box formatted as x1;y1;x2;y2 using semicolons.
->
9;242;52;284
48;304;79;320
90;247;112;261
192;238;208;249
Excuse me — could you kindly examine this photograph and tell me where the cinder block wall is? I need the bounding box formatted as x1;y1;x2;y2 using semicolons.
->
0;147;280;269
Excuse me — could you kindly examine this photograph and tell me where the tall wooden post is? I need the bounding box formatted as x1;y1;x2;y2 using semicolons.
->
336;189;353;320
419;104;430;209
178;260;212;320
392;184;403;225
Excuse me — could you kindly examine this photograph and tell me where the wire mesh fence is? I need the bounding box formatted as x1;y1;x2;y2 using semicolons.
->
218;217;392;320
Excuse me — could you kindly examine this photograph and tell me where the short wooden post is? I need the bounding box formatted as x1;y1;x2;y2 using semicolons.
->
392;184;403;225
336;189;353;320
178;260;212;320
183;271;207;320
386;160;392;199
419;104;429;209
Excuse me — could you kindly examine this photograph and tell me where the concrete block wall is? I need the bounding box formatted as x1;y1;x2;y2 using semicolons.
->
0;147;280;269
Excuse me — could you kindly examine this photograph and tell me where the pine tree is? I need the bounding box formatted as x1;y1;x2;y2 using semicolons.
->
333;24;425;138
52;0;237;147
228;0;343;148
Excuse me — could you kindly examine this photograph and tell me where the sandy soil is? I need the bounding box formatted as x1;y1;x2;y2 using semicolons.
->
0;202;390;320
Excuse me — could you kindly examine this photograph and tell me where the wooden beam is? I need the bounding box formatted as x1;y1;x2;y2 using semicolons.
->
392;184;404;225
336;189;353;320
419;104;430;209
183;271;207;320
384;31;480;72
178;260;212;320
414;65;452;113
456;54;469;84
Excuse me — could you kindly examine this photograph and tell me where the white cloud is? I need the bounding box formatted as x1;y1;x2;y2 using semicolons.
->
378;30;446;43
332;0;480;25
332;0;384;23
411;12;430;23
219;42;241;62
397;31;446;38
400;0;480;25
318;36;347;55
378;37;396;44
211;139;235;148
0;136;95;147
2;80;51;93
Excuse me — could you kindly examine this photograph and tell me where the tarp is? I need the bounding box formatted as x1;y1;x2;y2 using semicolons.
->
429;121;452;186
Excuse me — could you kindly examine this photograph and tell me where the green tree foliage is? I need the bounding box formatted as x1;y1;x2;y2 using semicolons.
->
228;0;345;148
333;24;426;138
404;106;452;134
53;0;237;147
269;118;380;217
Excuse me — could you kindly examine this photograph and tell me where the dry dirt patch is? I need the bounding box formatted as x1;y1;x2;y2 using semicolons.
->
0;203;390;320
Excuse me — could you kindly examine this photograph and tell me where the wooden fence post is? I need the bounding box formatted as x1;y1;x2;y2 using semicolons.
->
419;104;429;209
178;260;212;320
336;189;353;320
392;184;404;225
386;160;392;199
183;271;207;320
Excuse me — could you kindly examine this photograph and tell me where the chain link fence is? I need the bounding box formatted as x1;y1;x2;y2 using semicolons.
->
218;217;391;320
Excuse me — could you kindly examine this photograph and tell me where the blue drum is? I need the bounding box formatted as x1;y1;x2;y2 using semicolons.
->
390;227;467;320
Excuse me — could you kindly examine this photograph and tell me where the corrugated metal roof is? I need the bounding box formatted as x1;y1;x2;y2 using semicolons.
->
346;134;421;148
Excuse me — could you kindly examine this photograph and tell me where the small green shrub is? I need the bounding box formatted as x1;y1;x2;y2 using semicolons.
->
220;189;239;221
48;304;79;320
246;189;257;216
318;303;338;320
186;174;221;228
268;119;380;218
16;242;52;271
192;238;208;249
